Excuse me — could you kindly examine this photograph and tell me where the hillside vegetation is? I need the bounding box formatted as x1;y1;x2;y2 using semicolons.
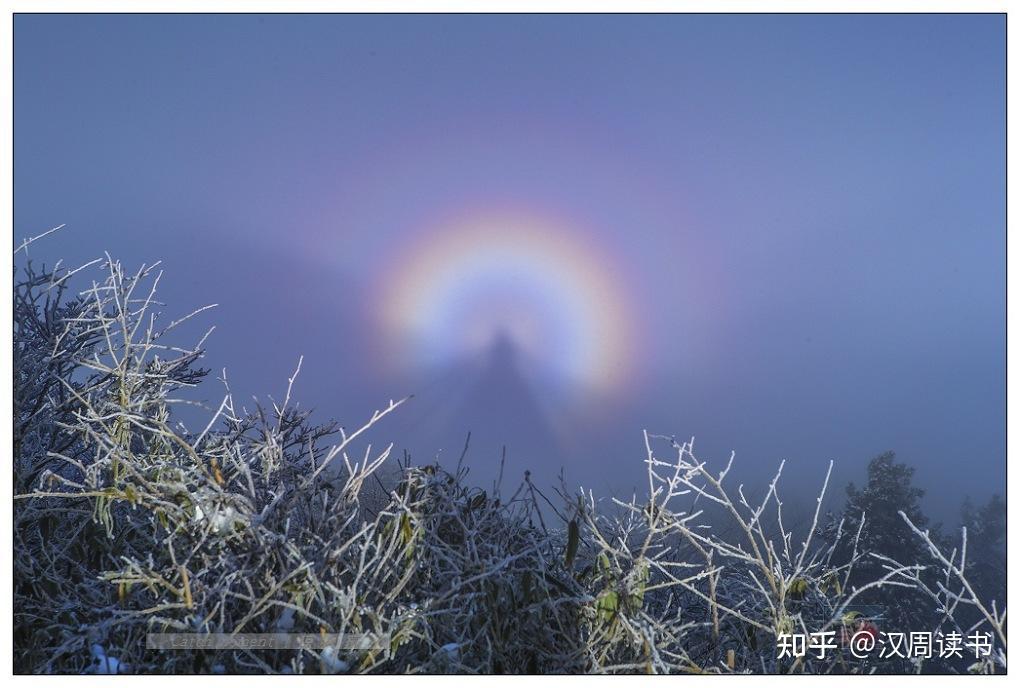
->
12;242;1006;674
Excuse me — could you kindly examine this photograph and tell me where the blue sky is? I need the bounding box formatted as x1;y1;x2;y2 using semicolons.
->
14;14;1005;520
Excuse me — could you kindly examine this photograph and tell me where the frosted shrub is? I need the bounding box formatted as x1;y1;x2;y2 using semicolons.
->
12;243;1006;674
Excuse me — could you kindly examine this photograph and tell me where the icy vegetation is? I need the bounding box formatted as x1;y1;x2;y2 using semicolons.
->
13;241;1006;674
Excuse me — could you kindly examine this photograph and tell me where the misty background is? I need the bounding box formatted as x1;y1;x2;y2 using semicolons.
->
14;14;1004;525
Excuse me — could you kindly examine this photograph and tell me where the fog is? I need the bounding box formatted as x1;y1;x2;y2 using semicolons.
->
14;14;1004;526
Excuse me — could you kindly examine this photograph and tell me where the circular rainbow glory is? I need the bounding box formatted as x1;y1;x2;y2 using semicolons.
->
378;212;639;392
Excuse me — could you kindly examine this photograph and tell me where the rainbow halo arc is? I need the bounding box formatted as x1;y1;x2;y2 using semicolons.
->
379;212;637;392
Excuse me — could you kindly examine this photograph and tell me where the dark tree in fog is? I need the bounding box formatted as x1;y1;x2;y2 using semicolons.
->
837;451;946;633
960;494;1007;608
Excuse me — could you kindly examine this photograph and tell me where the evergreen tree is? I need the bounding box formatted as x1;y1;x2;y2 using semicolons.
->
843;452;933;559
960;494;1007;609
837;451;945;637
